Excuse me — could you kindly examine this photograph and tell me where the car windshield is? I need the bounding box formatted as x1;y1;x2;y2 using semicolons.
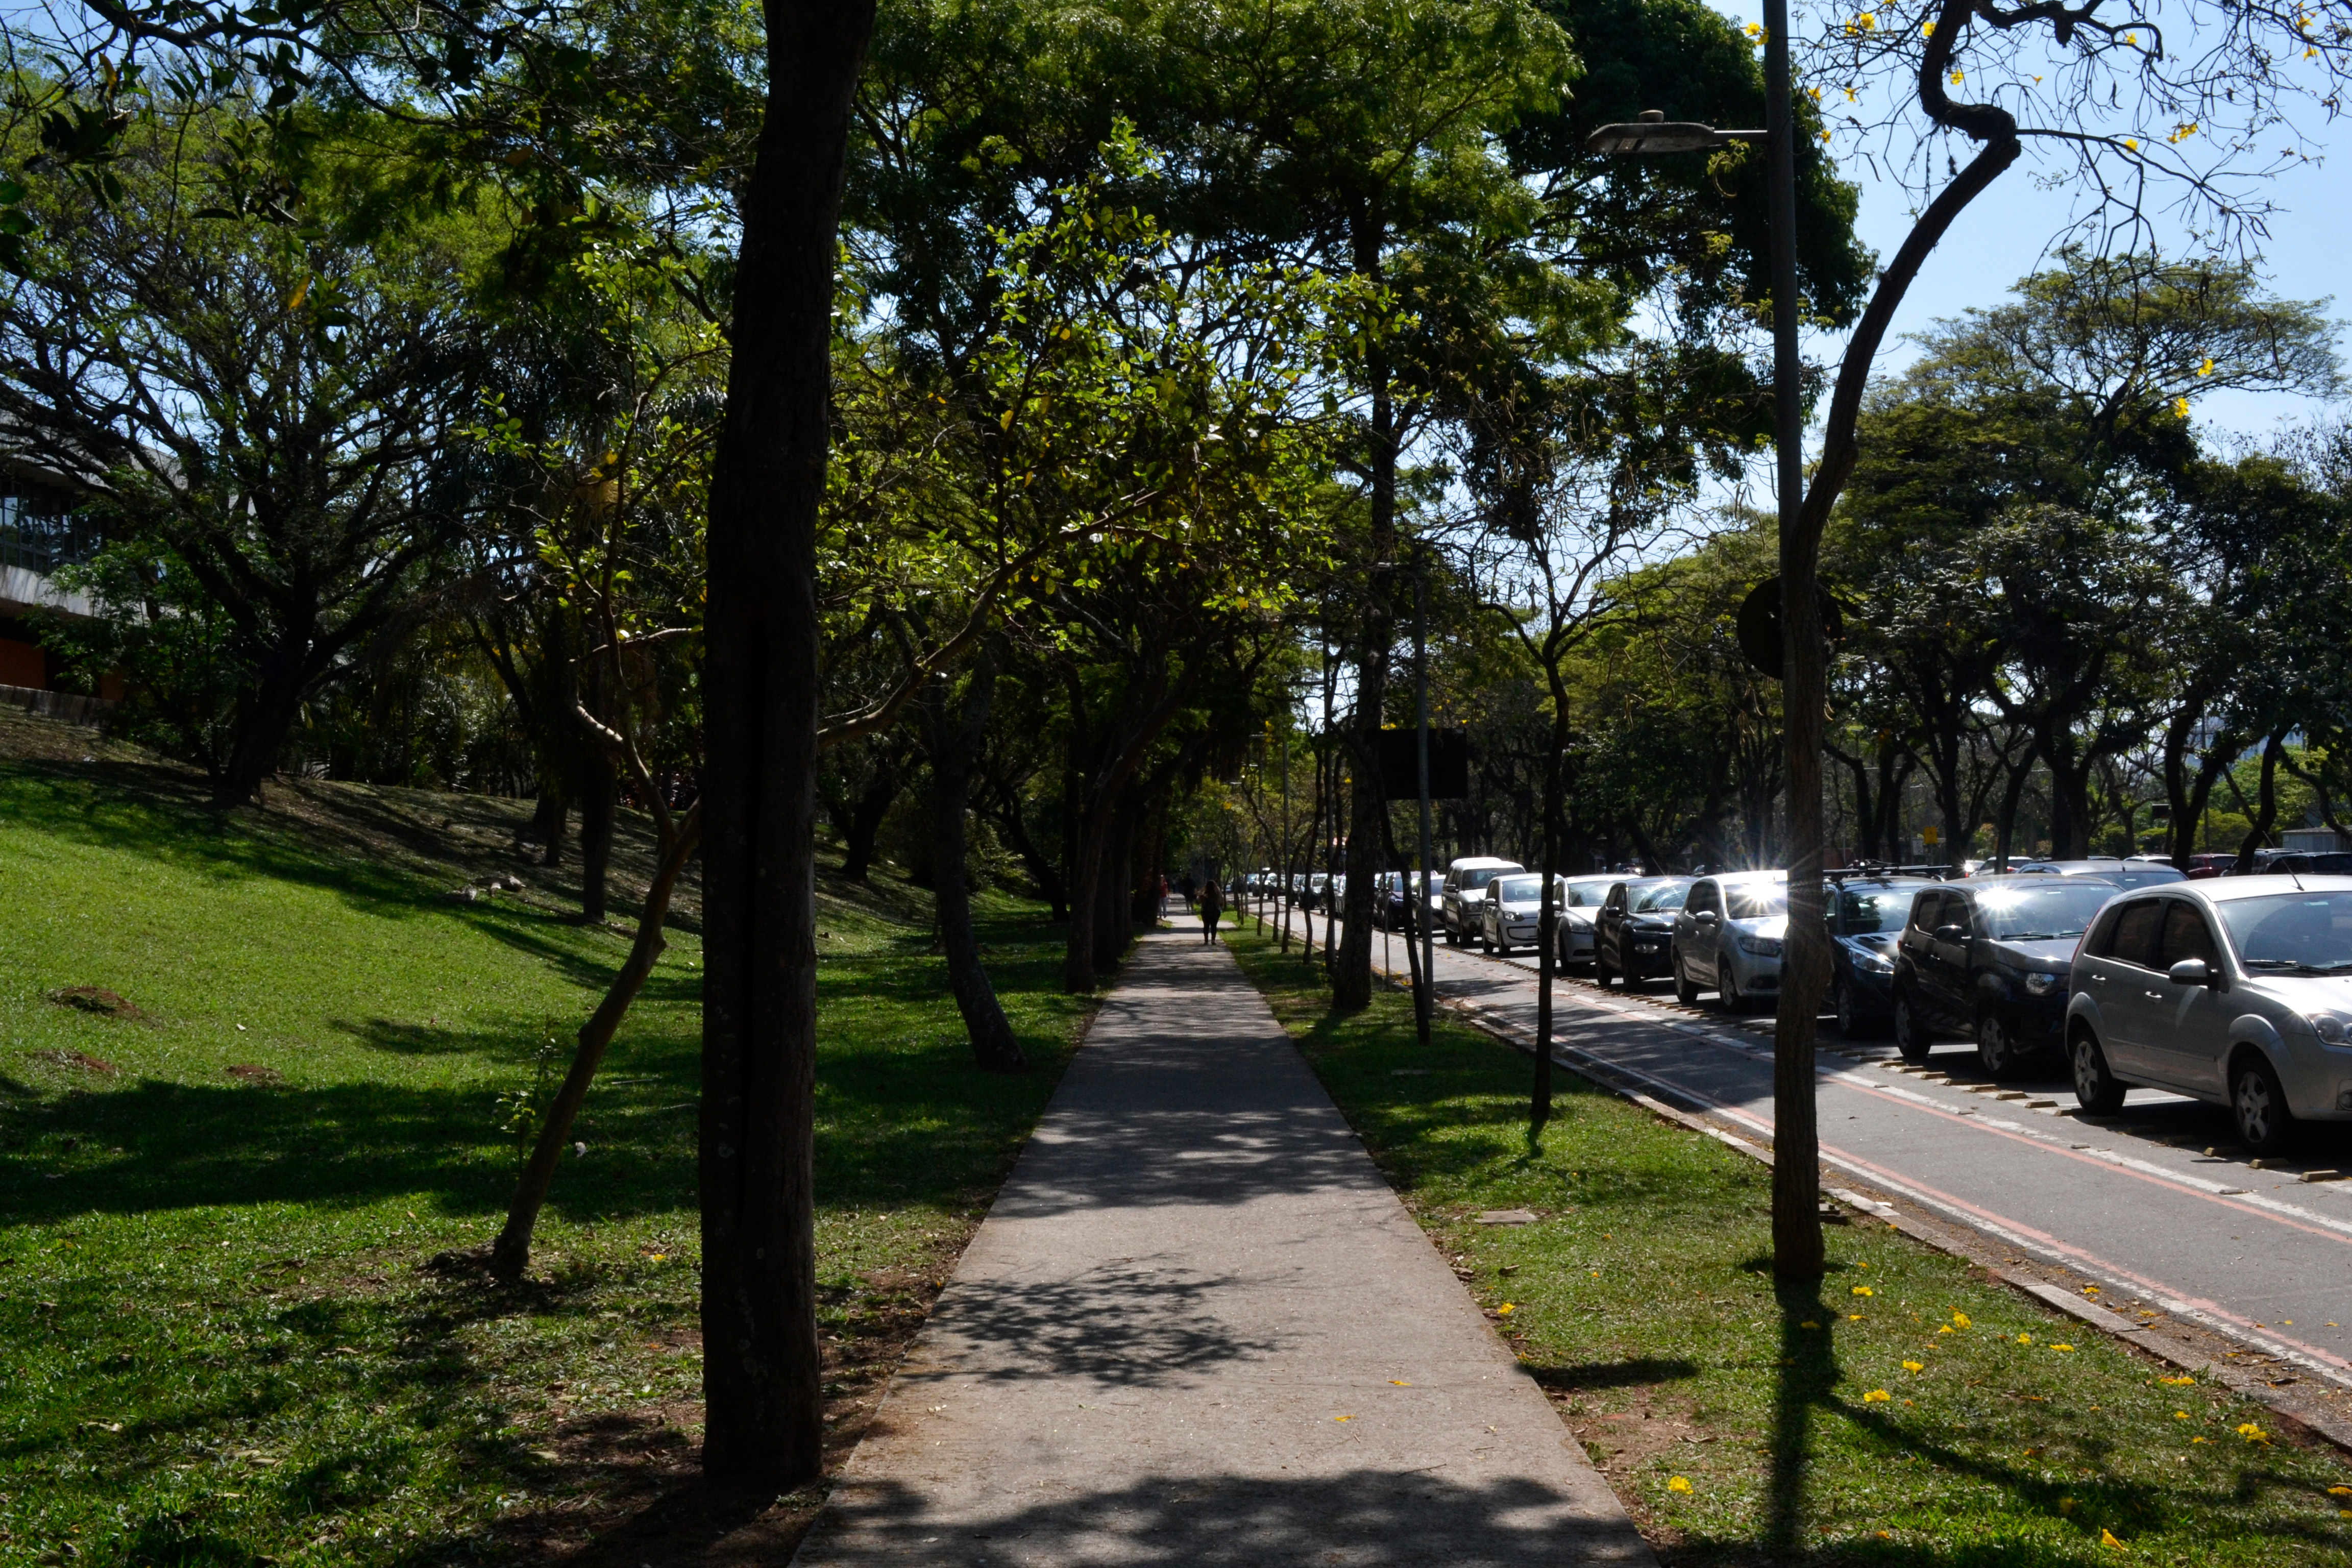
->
1561;880;1613;908
1632;884;1688;913
1836;887;1924;934
2217;892;2352;972
1494;875;1544;901
1724;886;1786;919
1461;866;1512;890
1972;882;2117;940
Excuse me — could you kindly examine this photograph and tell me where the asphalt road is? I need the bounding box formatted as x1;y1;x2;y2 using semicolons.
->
1249;900;2352;1396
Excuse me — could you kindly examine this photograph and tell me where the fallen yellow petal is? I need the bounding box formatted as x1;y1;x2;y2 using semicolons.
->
2161;1376;2196;1386
1952;1313;1971;1329
1902;1360;1925;1373
1852;1285;1875;1297
2017;1334;2033;1345
2175;1411;2189;1419
2102;1526;2127;1550
1668;1475;1692;1493
2052;1343;2076;1352
1389;1380;1410;1386
1334;1414;1354;1423
1497;1303;1515;1315
1801;1320;1821;1330
1863;1389;1892;1403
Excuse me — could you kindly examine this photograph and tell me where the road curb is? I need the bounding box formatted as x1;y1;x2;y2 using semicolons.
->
1371;964;2352;1463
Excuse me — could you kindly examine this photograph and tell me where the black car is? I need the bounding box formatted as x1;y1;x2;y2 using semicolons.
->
2253;849;2352;875
1377;870;1440;932
1892;874;2123;1075
1593;877;1692;987
1825;876;1942;1038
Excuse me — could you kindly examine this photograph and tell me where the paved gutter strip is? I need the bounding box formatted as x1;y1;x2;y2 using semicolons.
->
1357;958;2352;1462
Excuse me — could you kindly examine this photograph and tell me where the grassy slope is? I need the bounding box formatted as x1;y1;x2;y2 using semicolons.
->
1227;924;2352;1567
0;711;1092;1567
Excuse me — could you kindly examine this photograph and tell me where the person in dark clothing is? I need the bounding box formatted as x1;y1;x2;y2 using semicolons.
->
1201;879;1224;944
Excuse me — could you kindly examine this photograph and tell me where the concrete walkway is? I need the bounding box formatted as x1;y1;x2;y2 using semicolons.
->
791;929;1653;1567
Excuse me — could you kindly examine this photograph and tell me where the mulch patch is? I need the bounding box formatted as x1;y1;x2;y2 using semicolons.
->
47;986;143;1021
24;1046;117;1075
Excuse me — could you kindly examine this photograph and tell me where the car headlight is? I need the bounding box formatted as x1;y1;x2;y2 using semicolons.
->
2308;1012;2352;1044
1735;933;1783;957
1854;948;1895;974
2023;972;2064;997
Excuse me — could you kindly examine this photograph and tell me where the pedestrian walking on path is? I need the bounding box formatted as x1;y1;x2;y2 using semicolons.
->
793;932;1652;1567
1200;877;1224;944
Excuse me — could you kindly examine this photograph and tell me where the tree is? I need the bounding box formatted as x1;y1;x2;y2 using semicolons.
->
0;105;486;805
695;0;877;1496
1760;0;2352;1279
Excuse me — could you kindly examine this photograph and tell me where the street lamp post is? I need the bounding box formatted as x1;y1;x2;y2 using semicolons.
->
1587;9;1830;1280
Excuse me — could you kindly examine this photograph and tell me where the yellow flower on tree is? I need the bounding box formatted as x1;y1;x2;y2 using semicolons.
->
2198;357;2214;376
1949;69;1966;85
2175;396;2192;418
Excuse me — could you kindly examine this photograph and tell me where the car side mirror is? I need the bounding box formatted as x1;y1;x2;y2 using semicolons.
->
2168;958;2214;987
1934;924;1968;943
1694;910;1719;925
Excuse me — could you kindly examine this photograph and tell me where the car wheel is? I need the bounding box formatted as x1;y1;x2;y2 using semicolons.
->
1721;964;1746;1014
2070;1029;2125;1115
1674;953;1701;1006
1834;981;1865;1039
2232;1054;2297;1155
1893;988;1931;1064
1594;951;1614;989
1975;1010;2023;1080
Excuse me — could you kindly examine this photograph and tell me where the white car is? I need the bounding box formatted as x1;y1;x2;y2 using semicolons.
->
1441;856;1524;945
1478;873;1550;954
2066;876;2352;1153
1672;871;1791;1013
1552;875;1620;970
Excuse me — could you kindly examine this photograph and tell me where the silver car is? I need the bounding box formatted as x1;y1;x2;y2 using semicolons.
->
2066;876;2352;1152
1478;873;1549;954
1553;875;1620;970
1672;871;1790;1013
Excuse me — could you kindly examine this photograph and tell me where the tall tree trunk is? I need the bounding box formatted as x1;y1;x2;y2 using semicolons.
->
215;638;314;805
527;787;569;868
923;660;1025;1072
697;0;875;1496
491;807;703;1282
839;756;903;883
987;776;1067;919
579;753;617;922
2231;733;2287;873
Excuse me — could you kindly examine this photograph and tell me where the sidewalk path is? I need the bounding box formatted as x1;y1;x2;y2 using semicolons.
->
792;929;1653;1567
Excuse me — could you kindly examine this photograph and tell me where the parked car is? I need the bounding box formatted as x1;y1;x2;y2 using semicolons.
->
2066;876;2352;1150
2177;852;2238;879
1554;875;1622;970
1593;877;1693;987
1440;856;1524;945
1473;873;1546;954
2253;848;2352;875
1826;875;1944;1038
1892;874;2123;1074
1672;871;1791;1012
1373;870;1440;931
2011;858;2186;890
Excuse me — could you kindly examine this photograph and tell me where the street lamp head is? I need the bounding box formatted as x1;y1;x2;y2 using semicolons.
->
1586;109;1768;156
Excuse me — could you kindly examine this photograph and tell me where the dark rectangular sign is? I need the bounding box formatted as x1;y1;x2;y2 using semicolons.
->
1375;727;1469;802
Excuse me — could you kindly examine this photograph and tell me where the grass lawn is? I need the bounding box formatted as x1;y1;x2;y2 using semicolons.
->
0;713;1092;1567
1227;923;2352;1566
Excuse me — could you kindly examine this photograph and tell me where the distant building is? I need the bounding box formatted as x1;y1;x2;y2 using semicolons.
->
0;468;117;720
2282;826;2352;854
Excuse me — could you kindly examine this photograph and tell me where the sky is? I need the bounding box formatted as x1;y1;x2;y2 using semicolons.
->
1702;0;2352;451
